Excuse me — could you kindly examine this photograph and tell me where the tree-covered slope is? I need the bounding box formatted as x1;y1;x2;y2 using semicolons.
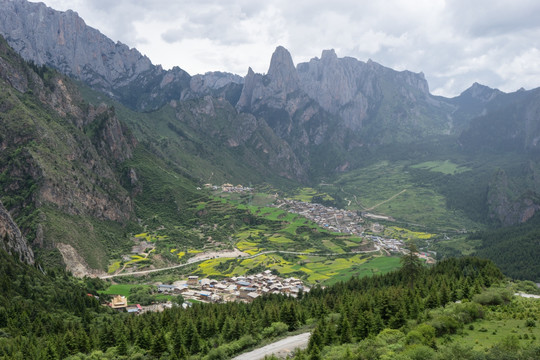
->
0;246;508;359
470;214;540;282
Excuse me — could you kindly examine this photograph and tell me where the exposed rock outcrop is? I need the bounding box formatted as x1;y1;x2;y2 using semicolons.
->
487;169;540;225
237;46;300;112
0;200;34;264
297;49;434;132
0;0;191;110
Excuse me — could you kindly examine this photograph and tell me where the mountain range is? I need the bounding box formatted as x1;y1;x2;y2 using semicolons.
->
1;0;540;276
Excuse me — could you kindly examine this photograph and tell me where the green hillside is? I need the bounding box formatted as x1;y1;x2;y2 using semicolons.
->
2;245;524;360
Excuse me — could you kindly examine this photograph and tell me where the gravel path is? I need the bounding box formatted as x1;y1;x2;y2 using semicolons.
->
232;332;311;360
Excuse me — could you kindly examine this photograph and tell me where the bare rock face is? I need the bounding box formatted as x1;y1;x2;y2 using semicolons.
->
267;46;300;95
0;200;34;264
297;49;431;131
487;169;540;225
237;46;300;112
0;0;148;87
0;0;191;110
190;71;243;93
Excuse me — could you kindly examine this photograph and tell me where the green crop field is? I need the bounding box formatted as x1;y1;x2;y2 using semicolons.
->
322;256;401;285
191;252;401;285
99;284;147;298
325;161;480;231
410;160;471;175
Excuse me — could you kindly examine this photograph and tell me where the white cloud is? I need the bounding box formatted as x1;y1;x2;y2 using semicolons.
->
40;0;540;97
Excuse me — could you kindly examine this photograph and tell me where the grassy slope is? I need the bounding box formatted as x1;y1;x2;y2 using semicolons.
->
325;160;479;231
78;83;299;189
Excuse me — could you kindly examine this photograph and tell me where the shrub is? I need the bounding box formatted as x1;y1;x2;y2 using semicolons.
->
428;315;460;336
402;344;436;360
473;288;512;306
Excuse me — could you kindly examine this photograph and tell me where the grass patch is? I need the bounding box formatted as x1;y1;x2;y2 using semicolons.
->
326;161;479;231
99;284;147;298
411;160;471;175
323;240;346;254
323;256;401;285
107;261;121;274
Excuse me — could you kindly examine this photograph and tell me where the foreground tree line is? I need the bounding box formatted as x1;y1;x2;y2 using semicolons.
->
1;245;533;359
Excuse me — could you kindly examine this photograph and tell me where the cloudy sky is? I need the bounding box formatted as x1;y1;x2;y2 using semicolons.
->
41;0;540;97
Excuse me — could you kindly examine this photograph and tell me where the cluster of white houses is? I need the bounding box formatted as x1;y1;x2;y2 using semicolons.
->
204;183;253;193
157;270;309;303
275;198;364;235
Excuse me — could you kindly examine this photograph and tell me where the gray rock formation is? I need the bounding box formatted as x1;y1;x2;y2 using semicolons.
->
297;49;431;131
237;46;338;145
0;0;191;110
0;200;34;264
190;71;243;93
487;169;540;225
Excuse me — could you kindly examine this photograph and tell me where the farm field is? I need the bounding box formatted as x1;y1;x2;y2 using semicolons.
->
193;253;400;284
103;187;441;285
410;160;471;175
325;160;480;231
99;284;146;298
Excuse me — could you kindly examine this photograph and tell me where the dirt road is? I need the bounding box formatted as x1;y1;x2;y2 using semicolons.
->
232;332;311;360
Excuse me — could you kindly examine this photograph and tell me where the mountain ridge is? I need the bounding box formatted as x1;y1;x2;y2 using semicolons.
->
3;0;540;277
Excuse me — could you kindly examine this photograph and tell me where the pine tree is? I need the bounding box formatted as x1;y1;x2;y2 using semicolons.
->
400;241;423;289
307;324;323;352
43;342;58;360
309;343;321;360
63;331;78;356
151;330;168;358
354;311;369;340
115;333;127;357
339;315;352;344
389;305;407;329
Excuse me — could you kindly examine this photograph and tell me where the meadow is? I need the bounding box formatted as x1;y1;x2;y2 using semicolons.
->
325;160;480;231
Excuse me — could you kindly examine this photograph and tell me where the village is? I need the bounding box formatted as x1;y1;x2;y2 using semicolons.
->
274;198;365;236
108;270;309;314
208;183;434;257
106;185;437;314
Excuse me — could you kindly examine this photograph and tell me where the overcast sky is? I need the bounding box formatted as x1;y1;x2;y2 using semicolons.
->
41;0;540;97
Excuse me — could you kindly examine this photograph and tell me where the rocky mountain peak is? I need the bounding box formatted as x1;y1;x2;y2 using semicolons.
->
0;0;192;110
461;82;499;102
267;45;300;93
320;49;338;61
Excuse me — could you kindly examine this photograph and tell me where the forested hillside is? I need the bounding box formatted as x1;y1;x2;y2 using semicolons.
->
0;247;515;359
471;214;540;282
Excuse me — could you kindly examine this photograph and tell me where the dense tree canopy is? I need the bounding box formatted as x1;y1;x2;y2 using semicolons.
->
0;247;508;359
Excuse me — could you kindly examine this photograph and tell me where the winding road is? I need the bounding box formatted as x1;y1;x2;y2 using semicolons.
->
232;332;311;360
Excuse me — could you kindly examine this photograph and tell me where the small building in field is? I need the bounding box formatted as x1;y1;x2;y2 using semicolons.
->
110;295;128;310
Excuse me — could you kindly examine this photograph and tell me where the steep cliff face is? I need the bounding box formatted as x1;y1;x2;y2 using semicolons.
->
0;34;135;270
487;168;540;225
0;0;191;110
237;47;337;142
189;71;244;106
173;95;307;181
297;49;375;131
236;47;351;176
0;200;34;264
459;87;540;153
237;46;301;113
297;49;451;141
